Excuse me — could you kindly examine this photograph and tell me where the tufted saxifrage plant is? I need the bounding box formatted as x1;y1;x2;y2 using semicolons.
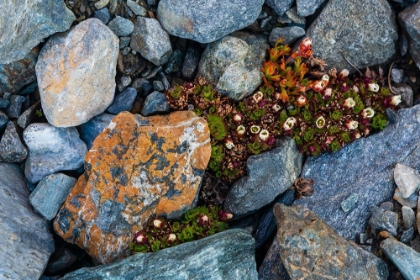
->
165;38;401;182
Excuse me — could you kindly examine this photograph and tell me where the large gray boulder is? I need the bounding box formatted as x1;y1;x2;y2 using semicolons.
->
305;0;398;72
399;1;420;69
157;0;264;43
0;0;75;64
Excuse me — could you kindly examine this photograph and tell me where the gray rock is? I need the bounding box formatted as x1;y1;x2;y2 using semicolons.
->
36;18;119;127
130;17;172;66
0;0;75;64
108;16;134;37
400;227;415;243
269;27;306;47
0;121;28;163
394;188;418;208
107;87;137;114
305;0;398;73
369;206;398;236
182;43;202;79
0;46;39;94
394;163;420;198
141;65;162;79
392;84;414;108
118;75;132;92
417;194;420;234
0;163;55;279
360;233;368;244
46;248;78;275
391;68;404;83
402;206;416;229
127;0;148;16
275;204;388;279
380;201;394;211
258;238;291;280
94;0;109;10
119;36;131;49
23;123;87;184
0;97;9;109
157;0;263;43
224;137;303;218
295;105;420;241
79;113;115;150
381;238;420;280
164;50;185;74
131;77;149;93
61;229;257;280
17;100;41;129
0;110;8;130
265;0;294;16
198;35;264;101
6;95;25;118
399;1;420;69
94;8;111;24
153;81;165;92
159;72;171;91
296;0;327;17
285;7;306;27
141;91;171;116
341;193;358;213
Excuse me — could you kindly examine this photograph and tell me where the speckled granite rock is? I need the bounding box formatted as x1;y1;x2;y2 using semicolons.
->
399;1;420;69
0;121;28;163
36;18;119;127
54;111;211;264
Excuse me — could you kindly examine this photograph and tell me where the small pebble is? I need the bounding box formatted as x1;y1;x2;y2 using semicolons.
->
260;16;272;29
341;193;358;212
127;0;148;16
6;95;25;118
94;8;111;24
359;233;368;244
119;37;131;49
379;201;394;211
122;47;131;56
108;16;134;37
391;68;404;83
400;227;415;243
153;81;165;92
94;0;109;10
402;206;415;229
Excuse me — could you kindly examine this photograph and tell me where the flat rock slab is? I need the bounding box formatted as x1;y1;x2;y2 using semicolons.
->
54;111;211;264
0;163;55;279
0;0;75;64
157;0;263;43
36;18;119;127
295;105;420;241
274;204;388;279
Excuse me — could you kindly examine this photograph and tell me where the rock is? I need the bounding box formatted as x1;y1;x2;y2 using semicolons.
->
157;0;263;43
275;204;389;279
341;193;358;213
285;7;306;27
107;87;137;114
94;0;109;9
402;205;415;229
127;0;148;16
131;77;149;93
0;0;75;64
23;123;87;184
399;1;420;69
107;16;134;37
0;46;39;94
5;95;25;118
118;75;132;92
305;0;398;72
0;163;55;279
269;26;306;47
392;84;414;108
46;248;78;275
368;206;398;236
17;100;41;129
394;163;420;198
0;97;9;109
417;193;420;234
164;50;185;74
394;188;418;208
94;8;111;24
79;113;115;150
141;91;171;116
296;0;327;17
54;111;211;263
119;37;131;49
380;201;394;211
0;121;28;163
61;229;257;279
381;238;420;280
401;227;415;243
0;110;9;130
265;0;293;16
197;35;264;101
258;238;291;280
29;173;77;221
130;17;172;66
224;137;302;218
294;105;420;241
391;68;404;83
36;18;119;127
182;43;202;79
153;81;165;92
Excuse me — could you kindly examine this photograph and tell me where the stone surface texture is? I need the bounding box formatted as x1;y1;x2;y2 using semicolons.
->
368;206;398;236
269;26;306;47
295;105;420;241
274;204;389;279
141;91;171;116
258;238;291;280
265;0;294;16
399;1;420;69
36;18;119;127
0;163;55;279
394;163;420;198
54;111;211;264
296;0;327;17
79;113;115;150
0;121;28;163
305;0;398;72
0;0;75;64
157;0;264;43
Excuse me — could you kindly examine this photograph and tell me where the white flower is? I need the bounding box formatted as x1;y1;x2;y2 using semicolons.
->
352;85;359;93
346;120;358;130
225;139;235;149
295;95;308;107
236;125;246;136
343;97;356;109
153;219;163;229
272;104;281;112
361;108;375;118
259;129;270;141
315;116;326;129
339;69;349;79
283;117;297;131
390;95;402;106
250;125;261;134
323;88;332;99
367;83;379;92
252;91;264;103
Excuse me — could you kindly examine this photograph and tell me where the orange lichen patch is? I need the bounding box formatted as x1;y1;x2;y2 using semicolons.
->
54;111;211;264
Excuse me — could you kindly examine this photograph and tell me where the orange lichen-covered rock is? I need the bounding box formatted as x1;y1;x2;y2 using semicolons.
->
53;111;211;264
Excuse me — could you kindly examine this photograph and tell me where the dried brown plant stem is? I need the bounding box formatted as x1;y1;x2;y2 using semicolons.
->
339;50;362;75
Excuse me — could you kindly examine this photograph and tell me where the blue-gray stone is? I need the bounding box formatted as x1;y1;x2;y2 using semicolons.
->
108;16;134;37
29;173;77;221
45;248;77;275
0;98;9;109
23;123;87;184
131;77;150;94
401;227;415;243
368;206;398;236
157;0;263;43
141;91;170;116
402;206;415;229
159;72;171;90
6;95;25;118
152;80;165;92
61;229;257;280
381;238;420;280
296;0;327;17
182;43;202;79
0;110;8;130
265;0;294;16
107;87;137;114
79;113;115;150
17;100;41;129
119;37;130;49
127;0;148;16
399;1;420;69
0;163;55;279
269;26;306;47
224;137;303;218
0;121;28;163
341;193;359;213
94;8;111;24
19;82;38;95
295;105;420;241
285;7;306;28
164;50;185;74
258;238;291;280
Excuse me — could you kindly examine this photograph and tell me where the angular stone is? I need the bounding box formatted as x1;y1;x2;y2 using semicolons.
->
258;238;291;280
274;204;389;279
399;1;420;69
36;18;119;127
368;206;398;236
381;238;420;280
0;110;8;130
130;17;172;66
225;137;302;218
107;16;134;37
305;0;398;72
401;227;415;243
0;0;75;64
127;0;148;16
23;123;87;184
17;100;41;129
107;87;137;114
402;205;415;229
45;248;77;275
295;105;420;240
5;95;25;118
94;8;111;24
394;188;418;208
79;113;115;150
394;163;420;198
0;163;55;279
296;0;327;17
29;173;77;221
265;0;294;16
157;0;264;43
269;26;306;47
61;229;257;279
0;121;28;163
141;91;171;116
341;193;359;213
182;43;202;79
54;111;211;263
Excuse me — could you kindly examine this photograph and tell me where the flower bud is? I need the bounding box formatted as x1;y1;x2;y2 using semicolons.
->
338;69;349;80
390;95;402;106
133;232;148;245
315;116;326;129
259;129;270;141
232;113;243;123
236;125;246;136
218;210;233;221
352;85;359;93
198;214;209;227
272;104;281;112
166;233;177;244
361;107;375;118
224;138;235;150
346;120;358;130
250;125;261;134
252;91;264;103
367;83;379;92
323;88;332;99
342;97;356;109
295;95;308;107
153;218;164;229
283;117;297;131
